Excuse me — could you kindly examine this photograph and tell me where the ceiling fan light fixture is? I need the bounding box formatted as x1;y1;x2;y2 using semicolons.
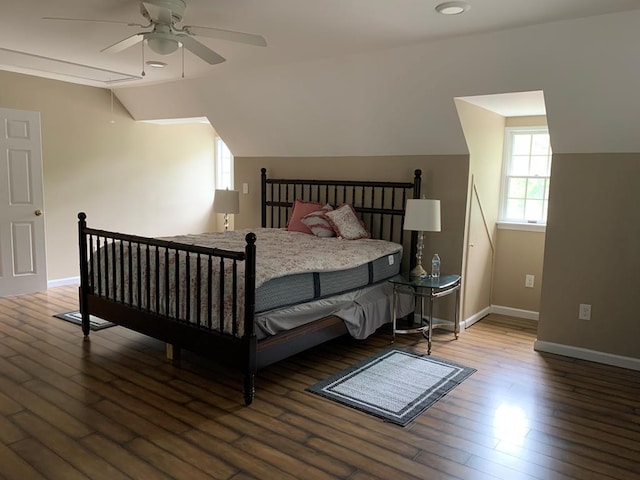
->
147;36;180;55
146;60;167;68
435;1;470;15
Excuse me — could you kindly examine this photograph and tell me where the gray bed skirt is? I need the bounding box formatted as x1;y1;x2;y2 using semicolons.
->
255;279;414;340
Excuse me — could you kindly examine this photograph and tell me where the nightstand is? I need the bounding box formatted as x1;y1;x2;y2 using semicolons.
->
389;274;461;354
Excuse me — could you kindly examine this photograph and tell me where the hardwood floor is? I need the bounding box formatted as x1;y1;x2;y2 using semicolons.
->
1;285;639;479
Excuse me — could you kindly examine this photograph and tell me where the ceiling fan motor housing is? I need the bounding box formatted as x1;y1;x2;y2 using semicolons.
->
141;0;186;24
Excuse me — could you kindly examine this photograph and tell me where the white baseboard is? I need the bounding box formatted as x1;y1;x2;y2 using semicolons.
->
490;305;539;321
48;276;80;288
414;305;491;334
412;314;462;332
464;305;639;371
463;306;491;329
534;340;640;372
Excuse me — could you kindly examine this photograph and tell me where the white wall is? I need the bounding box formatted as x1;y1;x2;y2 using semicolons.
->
113;10;640;157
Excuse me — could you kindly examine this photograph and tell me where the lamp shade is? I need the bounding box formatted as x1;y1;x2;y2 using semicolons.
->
213;189;240;214
403;199;441;232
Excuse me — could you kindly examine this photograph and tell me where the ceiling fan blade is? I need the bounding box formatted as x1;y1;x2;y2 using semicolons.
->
183;25;267;47
142;2;174;25
177;35;225;65
42;17;146;27
101;33;145;54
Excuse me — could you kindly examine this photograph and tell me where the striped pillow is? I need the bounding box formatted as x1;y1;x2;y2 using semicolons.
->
301;204;336;237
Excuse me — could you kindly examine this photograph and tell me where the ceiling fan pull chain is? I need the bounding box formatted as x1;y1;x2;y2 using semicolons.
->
110;89;116;124
182;43;185;78
141;40;146;77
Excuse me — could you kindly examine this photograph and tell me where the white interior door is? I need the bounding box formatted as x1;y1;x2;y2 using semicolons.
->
0;108;47;296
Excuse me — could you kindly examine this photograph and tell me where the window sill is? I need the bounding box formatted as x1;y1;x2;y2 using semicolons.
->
497;221;546;233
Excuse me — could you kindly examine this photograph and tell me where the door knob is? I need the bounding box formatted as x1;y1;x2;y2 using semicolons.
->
35;209;43;216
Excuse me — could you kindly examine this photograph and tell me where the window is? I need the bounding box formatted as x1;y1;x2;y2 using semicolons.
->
499;127;552;225
215;137;233;189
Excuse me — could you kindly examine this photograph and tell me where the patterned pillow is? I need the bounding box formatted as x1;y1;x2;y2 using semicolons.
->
301;204;335;237
287;199;325;234
324;204;370;240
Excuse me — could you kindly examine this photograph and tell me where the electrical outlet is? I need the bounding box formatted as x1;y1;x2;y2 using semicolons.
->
579;304;591;320
525;274;535;288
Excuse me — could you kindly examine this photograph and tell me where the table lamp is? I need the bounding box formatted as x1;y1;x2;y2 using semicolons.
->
403;199;441;279
213;189;240;231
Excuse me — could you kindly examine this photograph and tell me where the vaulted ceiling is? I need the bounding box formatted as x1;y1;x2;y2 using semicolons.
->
2;0;638;87
3;1;640;156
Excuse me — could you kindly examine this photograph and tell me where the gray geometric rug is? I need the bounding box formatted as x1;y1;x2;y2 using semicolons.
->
53;310;115;331
307;348;476;426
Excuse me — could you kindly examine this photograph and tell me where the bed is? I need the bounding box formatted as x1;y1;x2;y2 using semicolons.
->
78;168;422;404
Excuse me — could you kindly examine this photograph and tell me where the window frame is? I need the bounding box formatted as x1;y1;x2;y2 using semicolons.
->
498;126;552;230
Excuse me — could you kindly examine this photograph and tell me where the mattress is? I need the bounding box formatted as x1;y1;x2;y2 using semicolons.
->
255;250;402;312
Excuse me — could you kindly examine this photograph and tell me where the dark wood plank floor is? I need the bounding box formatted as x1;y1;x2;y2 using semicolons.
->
1;286;639;479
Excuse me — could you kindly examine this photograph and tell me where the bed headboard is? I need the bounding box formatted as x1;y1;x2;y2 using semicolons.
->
260;168;422;264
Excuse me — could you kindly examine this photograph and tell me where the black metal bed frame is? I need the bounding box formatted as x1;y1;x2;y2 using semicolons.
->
78;168;421;405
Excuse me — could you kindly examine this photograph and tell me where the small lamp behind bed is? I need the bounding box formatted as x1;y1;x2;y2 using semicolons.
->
404;199;441;279
213;188;240;231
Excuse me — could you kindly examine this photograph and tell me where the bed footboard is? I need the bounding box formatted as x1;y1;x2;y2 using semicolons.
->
77;212;258;404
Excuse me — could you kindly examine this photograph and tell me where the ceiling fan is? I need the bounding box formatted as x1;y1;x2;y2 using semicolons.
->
43;0;267;65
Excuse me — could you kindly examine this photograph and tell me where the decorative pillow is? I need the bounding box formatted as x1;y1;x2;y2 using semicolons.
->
287;199;324;234
324;204;370;240
301;204;335;237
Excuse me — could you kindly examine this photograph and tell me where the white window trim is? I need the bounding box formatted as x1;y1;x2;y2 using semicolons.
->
499;126;551;228
497;221;546;233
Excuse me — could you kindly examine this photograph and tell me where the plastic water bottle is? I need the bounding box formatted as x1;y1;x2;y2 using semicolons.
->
431;253;441;279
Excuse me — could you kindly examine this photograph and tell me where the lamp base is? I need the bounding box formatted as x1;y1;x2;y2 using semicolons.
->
409;263;428;280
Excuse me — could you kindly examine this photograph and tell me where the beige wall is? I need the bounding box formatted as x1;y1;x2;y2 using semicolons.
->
493;229;545;311
538;153;640;358
0;71;216;282
455;101;504;320
234;155;469;320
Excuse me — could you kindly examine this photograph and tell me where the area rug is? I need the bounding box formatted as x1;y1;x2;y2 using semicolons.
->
307;348;476;426
53;310;115;331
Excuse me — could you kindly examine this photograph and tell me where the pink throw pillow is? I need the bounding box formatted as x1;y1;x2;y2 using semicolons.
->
301;204;335;237
287;199;324;234
324;204;370;240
